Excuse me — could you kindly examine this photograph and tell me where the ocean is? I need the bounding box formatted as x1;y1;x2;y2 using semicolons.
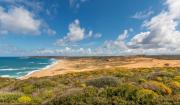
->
0;57;57;78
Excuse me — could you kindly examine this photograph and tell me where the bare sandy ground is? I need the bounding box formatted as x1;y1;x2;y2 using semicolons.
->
22;57;180;79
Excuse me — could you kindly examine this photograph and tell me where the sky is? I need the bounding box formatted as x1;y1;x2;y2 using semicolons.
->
0;0;180;56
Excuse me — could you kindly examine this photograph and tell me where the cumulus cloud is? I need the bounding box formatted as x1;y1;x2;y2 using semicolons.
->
30;0;180;56
129;0;180;50
104;29;131;50
55;19;85;46
65;19;85;42
2;0;180;56
103;0;180;55
0;6;41;35
55;19;101;46
0;1;56;36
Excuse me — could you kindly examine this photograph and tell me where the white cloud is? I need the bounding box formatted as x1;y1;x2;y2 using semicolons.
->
55;19;101;46
33;47;94;56
66;19;85;42
129;0;180;50
166;0;180;18
103;0;180;55
48;0;180;56
0;6;41;35
0;1;56;36
69;0;89;8
131;9;154;20
0;0;43;13
94;33;102;38
104;29;130;50
55;19;85;46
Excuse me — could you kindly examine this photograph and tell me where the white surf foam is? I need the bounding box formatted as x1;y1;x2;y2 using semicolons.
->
18;59;59;79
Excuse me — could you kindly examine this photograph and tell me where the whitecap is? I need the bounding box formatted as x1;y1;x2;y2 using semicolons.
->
0;68;19;71
1;75;11;77
38;63;49;65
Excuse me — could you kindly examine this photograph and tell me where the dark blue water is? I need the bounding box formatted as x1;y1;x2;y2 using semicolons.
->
0;57;56;78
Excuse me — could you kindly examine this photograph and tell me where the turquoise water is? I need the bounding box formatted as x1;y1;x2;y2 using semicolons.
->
0;57;56;78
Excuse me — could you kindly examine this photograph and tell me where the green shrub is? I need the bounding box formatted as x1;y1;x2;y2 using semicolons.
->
168;81;180;94
170;81;180;89
22;84;34;94
174;76;180;82
40;90;54;99
34;79;56;88
115;72;134;78
115;84;138;100
138;78;146;84
152;95;180;105
86;76;120;88
0;92;22;103
18;96;32;104
136;89;158;104
142;81;172;95
83;87;98;97
13;81;35;94
111;96;130;105
80;83;86;88
148;71;174;81
105;84;138;100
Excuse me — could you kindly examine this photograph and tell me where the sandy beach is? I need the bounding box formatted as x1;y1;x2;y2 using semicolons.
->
22;57;180;79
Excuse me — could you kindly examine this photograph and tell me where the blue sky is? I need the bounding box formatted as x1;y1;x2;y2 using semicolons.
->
0;0;180;56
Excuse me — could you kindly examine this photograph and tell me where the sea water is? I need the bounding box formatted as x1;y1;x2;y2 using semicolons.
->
0;57;57;78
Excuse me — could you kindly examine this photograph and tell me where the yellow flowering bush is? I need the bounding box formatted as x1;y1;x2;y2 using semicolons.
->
174;76;180;82
142;81;172;95
136;89;158;104
18;96;31;103
170;81;180;89
168;81;180;94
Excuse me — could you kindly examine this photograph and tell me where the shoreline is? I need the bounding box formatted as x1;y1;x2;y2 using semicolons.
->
19;59;60;79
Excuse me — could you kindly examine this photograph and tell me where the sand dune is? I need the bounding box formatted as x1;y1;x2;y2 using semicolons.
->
22;57;180;79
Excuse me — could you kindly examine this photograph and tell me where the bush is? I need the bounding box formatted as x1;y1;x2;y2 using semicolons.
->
83;87;98;97
104;84;138;100
0;92;22;103
148;71;174;80
115;72;134;78
138;78;146;84
142;81;172;95
111;96;130;105
174;76;180;82
34;79;56;88
18;96;32;104
86;76;120;88
136;89;158;104
115;84;138;100
22;84;34;94
168;81;180;94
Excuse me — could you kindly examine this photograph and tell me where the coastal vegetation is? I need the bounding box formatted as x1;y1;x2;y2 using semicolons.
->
0;67;179;105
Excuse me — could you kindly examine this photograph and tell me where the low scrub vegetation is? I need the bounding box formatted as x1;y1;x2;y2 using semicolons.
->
0;67;179;105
